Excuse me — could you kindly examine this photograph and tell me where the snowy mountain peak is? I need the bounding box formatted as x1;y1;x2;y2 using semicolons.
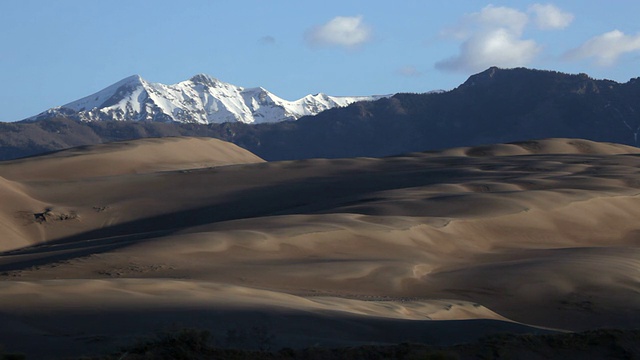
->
105;74;144;87
123;74;144;83
29;74;391;124
61;74;146;113
189;74;222;87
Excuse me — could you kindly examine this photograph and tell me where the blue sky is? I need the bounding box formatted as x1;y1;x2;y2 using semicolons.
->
1;0;640;122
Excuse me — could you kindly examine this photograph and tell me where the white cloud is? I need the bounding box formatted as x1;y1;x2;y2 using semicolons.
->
436;5;541;72
441;5;528;40
529;3;574;30
566;30;640;66
436;28;540;72
471;5;529;34
305;15;372;49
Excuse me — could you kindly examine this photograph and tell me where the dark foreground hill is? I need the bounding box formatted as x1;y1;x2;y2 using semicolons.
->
2;67;640;160
66;328;640;360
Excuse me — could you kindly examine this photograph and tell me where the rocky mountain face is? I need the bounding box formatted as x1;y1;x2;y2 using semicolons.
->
3;67;640;161
27;74;387;124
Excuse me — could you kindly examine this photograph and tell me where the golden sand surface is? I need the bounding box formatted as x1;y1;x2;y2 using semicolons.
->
1;137;639;358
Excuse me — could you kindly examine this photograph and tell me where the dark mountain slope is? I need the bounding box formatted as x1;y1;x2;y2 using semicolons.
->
2;67;639;161
239;67;640;159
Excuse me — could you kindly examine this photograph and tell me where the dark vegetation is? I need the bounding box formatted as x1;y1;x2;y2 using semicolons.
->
66;327;640;360
2;67;640;161
0;347;25;360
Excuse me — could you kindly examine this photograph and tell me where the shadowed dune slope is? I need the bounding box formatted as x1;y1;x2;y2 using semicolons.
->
0;176;49;250
1;137;640;358
426;138;640;157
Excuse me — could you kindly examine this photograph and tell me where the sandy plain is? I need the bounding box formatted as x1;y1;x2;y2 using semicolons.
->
0;136;639;358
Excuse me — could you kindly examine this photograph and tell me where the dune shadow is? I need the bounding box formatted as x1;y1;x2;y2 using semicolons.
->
0;305;557;359
0;152;618;272
0;157;491;271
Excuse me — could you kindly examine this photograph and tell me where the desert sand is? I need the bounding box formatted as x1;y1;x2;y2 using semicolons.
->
1;137;640;358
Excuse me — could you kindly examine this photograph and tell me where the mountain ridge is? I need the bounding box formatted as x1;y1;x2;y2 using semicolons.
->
27;74;388;124
4;67;640;161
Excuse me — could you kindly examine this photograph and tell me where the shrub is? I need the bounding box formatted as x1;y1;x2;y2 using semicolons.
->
126;328;212;359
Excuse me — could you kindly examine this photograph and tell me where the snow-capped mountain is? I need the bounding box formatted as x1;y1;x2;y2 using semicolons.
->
29;74;389;124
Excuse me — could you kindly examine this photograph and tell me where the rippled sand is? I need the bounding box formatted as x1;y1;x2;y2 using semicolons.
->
1;137;639;358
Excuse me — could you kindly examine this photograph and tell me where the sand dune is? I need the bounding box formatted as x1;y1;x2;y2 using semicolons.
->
433;138;640;157
0;136;264;181
1;137;640;358
0;175;51;251
0;136;264;252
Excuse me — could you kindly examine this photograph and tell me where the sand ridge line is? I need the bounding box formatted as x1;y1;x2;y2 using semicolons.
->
0;136;265;181
0;278;514;322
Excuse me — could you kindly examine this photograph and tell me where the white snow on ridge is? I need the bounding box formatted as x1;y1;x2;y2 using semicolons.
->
32;74;391;124
63;75;145;112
